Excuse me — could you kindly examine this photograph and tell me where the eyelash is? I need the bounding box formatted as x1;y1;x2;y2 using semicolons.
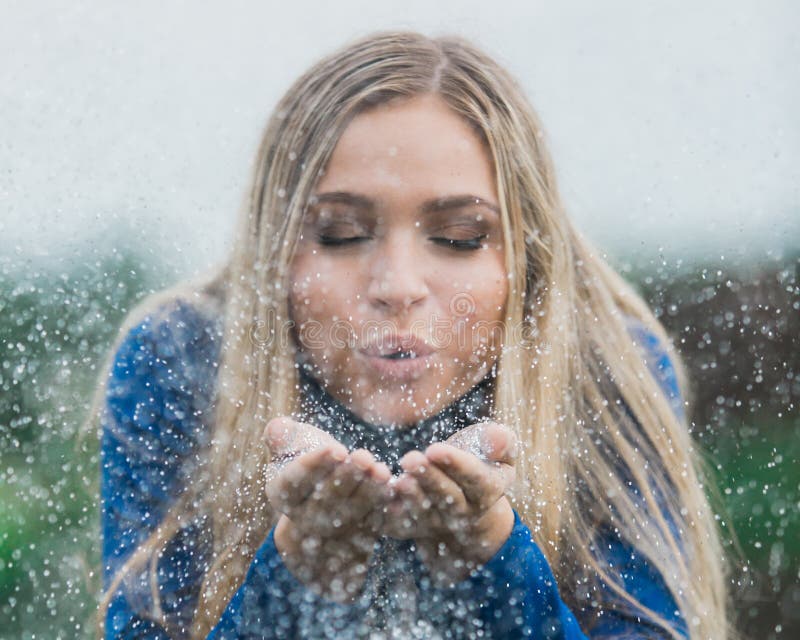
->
433;235;487;250
316;234;488;251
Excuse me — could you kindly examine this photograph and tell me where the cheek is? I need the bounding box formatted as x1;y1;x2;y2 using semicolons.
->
289;255;361;344
435;261;507;356
479;252;508;315
289;255;325;327
486;272;509;320
290;252;341;306
438;258;507;316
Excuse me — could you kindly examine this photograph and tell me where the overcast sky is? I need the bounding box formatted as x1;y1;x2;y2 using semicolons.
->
1;0;798;279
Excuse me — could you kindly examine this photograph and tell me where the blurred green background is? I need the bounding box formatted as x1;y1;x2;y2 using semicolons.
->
0;243;798;638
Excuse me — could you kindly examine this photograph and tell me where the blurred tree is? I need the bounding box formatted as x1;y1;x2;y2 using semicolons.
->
633;251;800;638
0;245;162;638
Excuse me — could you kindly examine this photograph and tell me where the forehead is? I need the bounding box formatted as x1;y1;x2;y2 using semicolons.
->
314;94;497;203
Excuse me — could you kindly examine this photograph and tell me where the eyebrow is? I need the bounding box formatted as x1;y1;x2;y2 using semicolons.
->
308;191;501;215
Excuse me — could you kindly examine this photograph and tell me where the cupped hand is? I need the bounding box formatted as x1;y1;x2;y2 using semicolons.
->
382;421;518;583
263;416;393;600
264;417;393;539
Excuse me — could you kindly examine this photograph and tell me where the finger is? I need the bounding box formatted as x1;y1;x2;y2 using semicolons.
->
394;466;456;534
424;442;512;512
399;450;468;515
383;474;426;538
480;422;518;466
265;417;342;457
346;450;392;530
313;449;389;502
349;449;392;484
264;417;348;488
264;427;348;485
441;421;517;493
306;449;392;531
445;421;517;466
266;445;346;512
315;458;363;502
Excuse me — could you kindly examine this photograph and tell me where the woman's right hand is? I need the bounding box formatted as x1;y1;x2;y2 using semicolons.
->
263;417;392;601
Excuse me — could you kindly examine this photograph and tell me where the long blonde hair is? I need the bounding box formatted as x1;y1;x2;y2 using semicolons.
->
88;30;730;639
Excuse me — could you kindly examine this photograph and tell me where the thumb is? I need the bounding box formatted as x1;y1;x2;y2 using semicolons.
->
265;417;298;454
446;420;514;463
480;422;517;466
265;417;342;456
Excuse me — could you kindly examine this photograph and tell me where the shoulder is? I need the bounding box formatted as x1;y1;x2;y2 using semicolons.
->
103;292;224;453
110;293;222;384
622;314;685;421
623;315;671;361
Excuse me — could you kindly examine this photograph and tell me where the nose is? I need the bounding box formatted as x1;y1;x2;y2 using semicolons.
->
366;232;430;314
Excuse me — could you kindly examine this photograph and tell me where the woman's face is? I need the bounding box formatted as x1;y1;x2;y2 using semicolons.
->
289;93;508;426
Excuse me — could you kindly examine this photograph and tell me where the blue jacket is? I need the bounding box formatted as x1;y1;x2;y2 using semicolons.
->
101;298;689;639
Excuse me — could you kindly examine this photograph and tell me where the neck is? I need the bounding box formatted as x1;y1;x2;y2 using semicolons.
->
294;360;495;474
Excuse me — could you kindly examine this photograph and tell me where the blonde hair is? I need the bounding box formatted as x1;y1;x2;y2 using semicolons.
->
87;30;730;639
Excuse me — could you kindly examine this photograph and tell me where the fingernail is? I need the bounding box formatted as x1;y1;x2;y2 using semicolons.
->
330;444;348;462
424;443;448;466
402;450;426;470
372;463;391;483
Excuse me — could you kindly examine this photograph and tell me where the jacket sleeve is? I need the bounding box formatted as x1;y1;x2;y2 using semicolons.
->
415;320;690;639
415;509;688;639
206;527;371;639
100;303;368;638
101;303;219;638
415;509;588;639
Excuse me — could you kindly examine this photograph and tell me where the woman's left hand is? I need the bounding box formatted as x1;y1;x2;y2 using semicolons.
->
382;421;517;585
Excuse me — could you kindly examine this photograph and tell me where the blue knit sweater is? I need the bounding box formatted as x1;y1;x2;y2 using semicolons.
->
100;298;689;639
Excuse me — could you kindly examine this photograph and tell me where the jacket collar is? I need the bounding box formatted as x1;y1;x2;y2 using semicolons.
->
294;357;495;474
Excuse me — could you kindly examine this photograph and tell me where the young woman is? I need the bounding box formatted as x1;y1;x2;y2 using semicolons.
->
89;30;730;639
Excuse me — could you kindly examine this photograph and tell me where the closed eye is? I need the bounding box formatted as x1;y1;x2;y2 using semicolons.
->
315;234;488;250
316;235;370;246
431;235;487;250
